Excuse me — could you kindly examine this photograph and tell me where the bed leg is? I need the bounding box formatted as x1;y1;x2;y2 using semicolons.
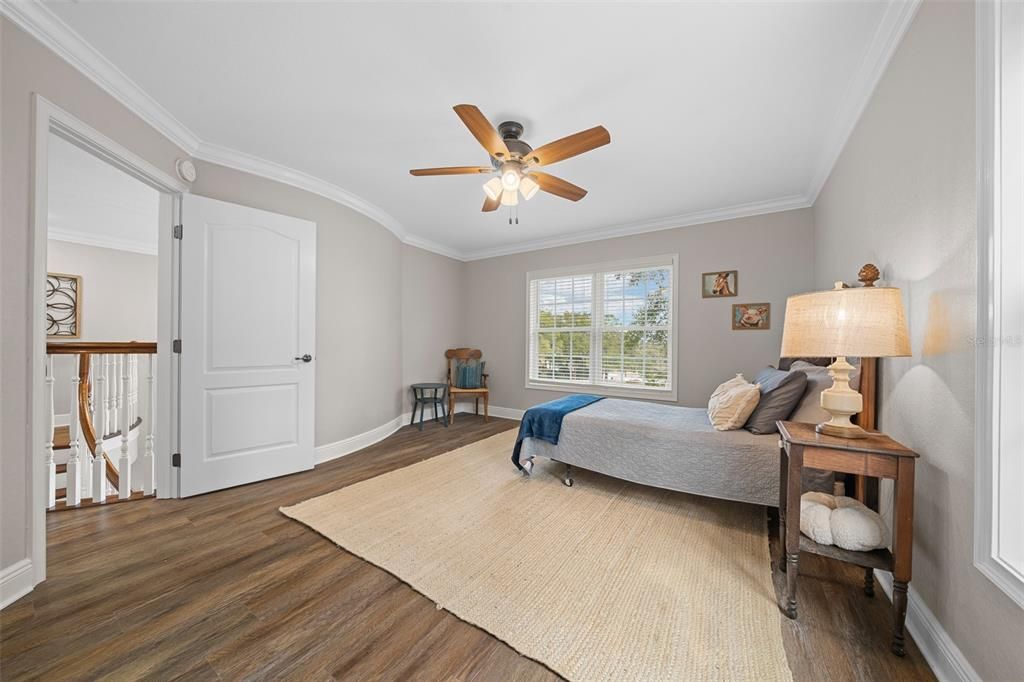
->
563;463;574;487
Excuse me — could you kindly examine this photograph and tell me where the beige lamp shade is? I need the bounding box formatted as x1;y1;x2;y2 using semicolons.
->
781;285;911;358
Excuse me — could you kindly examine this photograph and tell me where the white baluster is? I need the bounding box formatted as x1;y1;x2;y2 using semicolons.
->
80;359;93;500
92;354;108;503
142;354;156;495
66;361;82;506
118;355;132;499
91;356;104;437
111;354;121;439
133;355;140;424
45;356;56;508
104;354;114;439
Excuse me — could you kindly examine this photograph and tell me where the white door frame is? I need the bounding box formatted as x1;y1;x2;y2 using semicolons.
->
29;94;188;586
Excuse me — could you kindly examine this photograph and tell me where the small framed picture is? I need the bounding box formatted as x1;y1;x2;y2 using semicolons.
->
702;270;737;298
46;272;82;338
732;303;770;330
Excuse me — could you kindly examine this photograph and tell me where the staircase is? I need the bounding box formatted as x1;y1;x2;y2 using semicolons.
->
45;341;157;510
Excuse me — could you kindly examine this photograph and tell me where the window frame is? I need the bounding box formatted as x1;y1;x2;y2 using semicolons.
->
524;254;678;402
975;0;1024;610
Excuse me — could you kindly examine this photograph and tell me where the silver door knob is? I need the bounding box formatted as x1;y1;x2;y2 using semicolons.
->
295;354;313;363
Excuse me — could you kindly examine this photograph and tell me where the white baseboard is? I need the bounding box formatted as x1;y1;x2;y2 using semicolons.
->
0;559;35;610
314;415;404;464
313;405;523;465
874;571;980;682
485;405;525;420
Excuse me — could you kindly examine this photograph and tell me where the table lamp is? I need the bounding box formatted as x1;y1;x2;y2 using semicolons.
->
780;266;911;438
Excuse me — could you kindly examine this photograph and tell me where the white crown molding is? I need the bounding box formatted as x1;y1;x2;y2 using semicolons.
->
3;0;917;263
48;227;158;256
805;0;922;203
192;141;409;242
0;0;200;154
460;193;812;261
875;571;980;682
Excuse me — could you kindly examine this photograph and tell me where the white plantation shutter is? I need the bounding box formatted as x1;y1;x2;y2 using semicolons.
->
528;274;593;384
526;256;676;400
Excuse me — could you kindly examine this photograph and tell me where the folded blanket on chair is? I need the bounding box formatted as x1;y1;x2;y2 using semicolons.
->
511;394;604;471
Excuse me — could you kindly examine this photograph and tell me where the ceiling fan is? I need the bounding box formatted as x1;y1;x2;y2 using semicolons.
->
410;104;610;213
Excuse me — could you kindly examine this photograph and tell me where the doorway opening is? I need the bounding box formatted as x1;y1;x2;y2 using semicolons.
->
44;134;162;510
29;96;187;585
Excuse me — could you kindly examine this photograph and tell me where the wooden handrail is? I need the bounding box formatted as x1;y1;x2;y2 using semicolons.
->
47;341;157;355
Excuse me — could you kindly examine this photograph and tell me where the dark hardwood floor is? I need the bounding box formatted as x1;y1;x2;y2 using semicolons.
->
1;415;935;681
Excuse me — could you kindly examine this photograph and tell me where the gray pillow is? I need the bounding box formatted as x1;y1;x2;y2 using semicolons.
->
744;367;808;434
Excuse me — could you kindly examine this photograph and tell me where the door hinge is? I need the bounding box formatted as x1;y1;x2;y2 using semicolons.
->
172;339;182;353
173;224;183;239
171;453;181;467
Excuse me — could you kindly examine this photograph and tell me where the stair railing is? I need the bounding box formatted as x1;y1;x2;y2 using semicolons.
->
45;341;157;508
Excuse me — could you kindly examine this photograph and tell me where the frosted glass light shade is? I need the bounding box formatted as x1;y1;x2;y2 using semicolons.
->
500;164;521;192
781;284;911;358
519;175;539;200
500;188;519;206
482;177;503;201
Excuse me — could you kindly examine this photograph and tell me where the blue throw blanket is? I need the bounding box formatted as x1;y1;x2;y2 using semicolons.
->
511;394;604;471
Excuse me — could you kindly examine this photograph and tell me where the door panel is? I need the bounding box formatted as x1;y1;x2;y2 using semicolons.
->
180;194;315;496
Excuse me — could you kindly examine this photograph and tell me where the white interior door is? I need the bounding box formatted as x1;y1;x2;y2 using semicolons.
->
179;194;316;496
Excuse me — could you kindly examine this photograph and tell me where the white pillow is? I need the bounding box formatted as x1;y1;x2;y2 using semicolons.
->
707;376;761;431
710;373;748;400
799;492;889;551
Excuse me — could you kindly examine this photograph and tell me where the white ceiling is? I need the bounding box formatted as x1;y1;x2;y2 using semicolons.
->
47;133;161;254
31;1;916;260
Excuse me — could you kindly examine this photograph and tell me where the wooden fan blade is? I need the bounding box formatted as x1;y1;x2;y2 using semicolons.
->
410;166;493;176
531;172;588;201
453;104;510;160
482;194;500;212
524;126;610;167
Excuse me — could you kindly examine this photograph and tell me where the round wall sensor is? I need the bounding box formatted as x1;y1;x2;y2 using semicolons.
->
176;158;197;183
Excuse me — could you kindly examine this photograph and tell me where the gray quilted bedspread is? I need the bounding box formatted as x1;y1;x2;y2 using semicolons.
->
519;398;781;506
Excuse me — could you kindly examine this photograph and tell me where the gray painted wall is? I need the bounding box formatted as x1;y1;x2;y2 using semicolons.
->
813;1;1024;678
400;244;466;391
464;209;816;411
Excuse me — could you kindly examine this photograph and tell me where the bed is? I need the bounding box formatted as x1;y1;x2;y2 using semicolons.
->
519;398;783;505
518;355;878;508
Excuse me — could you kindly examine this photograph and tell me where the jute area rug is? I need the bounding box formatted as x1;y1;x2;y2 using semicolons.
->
281;429;792;681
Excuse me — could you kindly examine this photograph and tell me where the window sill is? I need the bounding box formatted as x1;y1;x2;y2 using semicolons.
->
974;553;1024;612
525;380;677;403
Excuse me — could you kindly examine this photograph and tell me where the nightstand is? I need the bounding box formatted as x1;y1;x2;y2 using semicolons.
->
777;420;919;657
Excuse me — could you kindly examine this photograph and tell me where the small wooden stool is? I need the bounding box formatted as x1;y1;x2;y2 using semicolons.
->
410;383;448;431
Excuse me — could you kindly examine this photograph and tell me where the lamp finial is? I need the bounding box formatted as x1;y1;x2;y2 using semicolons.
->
858;263;880;287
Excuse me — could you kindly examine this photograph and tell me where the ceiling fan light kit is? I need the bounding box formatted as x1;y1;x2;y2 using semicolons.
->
410;104;610;216
500;189;519;207
483;177;503;201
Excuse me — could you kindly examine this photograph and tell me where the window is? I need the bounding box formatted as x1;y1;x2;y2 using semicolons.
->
976;0;1024;610
527;256;676;400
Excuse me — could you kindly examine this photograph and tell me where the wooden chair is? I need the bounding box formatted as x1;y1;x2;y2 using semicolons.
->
445;348;489;423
